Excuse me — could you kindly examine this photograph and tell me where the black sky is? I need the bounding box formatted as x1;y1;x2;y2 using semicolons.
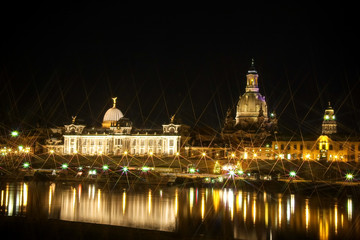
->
1;2;360;136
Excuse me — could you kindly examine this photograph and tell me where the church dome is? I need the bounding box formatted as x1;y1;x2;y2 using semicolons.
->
235;59;268;126
236;92;267;120
102;97;124;128
103;107;123;122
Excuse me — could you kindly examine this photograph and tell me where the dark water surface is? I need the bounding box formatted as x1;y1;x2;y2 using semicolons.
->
0;181;359;239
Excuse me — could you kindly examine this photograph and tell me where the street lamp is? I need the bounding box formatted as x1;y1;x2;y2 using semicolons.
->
346;173;354;181
289;171;296;178
11;131;19;137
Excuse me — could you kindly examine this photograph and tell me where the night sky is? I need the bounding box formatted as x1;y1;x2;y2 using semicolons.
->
1;2;360;136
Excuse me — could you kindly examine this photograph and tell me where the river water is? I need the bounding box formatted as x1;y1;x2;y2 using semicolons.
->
0;181;359;239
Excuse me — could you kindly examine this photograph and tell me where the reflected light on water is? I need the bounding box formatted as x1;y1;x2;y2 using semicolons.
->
334;203;338;235
347;198;352;221
1;183;359;239
122;190;126;215
278;195;282;228
201;192;205;221
305;199;310;232
175;189;178;217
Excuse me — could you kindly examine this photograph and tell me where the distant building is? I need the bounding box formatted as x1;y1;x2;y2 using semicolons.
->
222;59;277;146
42;60;360;163
56;99;180;156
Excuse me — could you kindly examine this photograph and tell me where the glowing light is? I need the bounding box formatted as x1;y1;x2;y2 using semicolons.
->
189;167;196;173
123;166;128;172
253;153;257;158
18;145;23;151
89;169;97;175
74;150;78;154
176;152;179;156
334;204;338;234
231;153;235;157
122;191;126;214
61;163;68;169
289;171;296;177
229;170;235;176
201;193;205;221
238;170;244;175
142;166;150;172
202;152;206;157
49;149;54;154
305;199;310;232
23;162;30;168
149;151;153;156
123;151;128;155
11;131;19;137
78;166;83;171
347;198;352;221
102;165;109;171
345;173;354;180
244;152;248;159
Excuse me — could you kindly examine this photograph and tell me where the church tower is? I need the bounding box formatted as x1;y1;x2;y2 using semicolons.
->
322;102;337;135
235;59;268;126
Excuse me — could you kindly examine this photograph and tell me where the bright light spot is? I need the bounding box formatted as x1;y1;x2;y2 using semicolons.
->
123;151;128;155
123;167;128;172
11;131;19;137
61;163;68;169
78;166;83;171
74;150;78;154
346;173;354;181
244;152;248;159
89;169;97;175
23;162;30;168
176;152;179;156
189;167;196;173
238;170;244;175
202;152;206;157
49;150;54;154
142;166;150;172
98;151;102;155
231;153;235;157
18;146;23;151
253;153;257;157
325;115;330;120
332;115;336;120
289;171;296;177
149;151;153;156
102;165;109;171
229;170;235;176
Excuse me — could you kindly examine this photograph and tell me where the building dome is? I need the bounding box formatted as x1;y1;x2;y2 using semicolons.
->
236;93;267;123
102;97;124;128
235;59;268;126
103;107;123;122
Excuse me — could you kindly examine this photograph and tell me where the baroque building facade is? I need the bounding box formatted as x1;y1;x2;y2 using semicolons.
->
47;98;181;156
41;60;360;163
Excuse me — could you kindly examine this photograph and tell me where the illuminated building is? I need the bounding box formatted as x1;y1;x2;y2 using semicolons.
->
322;102;337;135
59;99;181;156
222;59;277;141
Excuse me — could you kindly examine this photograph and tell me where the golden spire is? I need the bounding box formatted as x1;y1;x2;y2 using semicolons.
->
170;114;175;123
112;97;117;108
71;116;77;124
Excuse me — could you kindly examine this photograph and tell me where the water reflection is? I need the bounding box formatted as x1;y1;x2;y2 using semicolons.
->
0;183;359;239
